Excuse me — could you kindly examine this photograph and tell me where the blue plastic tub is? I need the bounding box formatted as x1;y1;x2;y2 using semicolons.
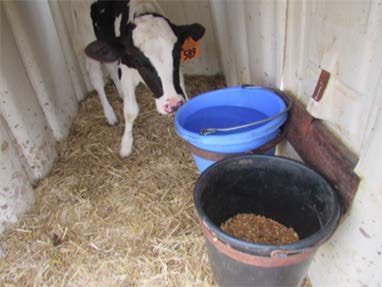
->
174;86;289;172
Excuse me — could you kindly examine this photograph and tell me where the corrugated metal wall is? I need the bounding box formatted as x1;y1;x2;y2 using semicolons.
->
157;0;221;75
210;0;286;88
1;1;81;233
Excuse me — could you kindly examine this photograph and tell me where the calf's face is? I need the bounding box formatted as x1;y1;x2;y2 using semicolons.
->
85;14;205;115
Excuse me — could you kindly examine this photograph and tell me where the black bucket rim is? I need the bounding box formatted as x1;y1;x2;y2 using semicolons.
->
193;154;342;257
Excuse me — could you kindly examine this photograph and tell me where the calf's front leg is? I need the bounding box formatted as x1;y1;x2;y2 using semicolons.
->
119;68;140;158
86;58;118;125
105;61;125;100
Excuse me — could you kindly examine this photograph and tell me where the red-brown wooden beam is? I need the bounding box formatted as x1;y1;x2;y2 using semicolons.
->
285;99;360;212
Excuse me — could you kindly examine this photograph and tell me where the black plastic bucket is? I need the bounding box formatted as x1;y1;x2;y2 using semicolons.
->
194;155;341;287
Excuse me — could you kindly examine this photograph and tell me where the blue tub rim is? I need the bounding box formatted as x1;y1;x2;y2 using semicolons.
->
174;86;288;147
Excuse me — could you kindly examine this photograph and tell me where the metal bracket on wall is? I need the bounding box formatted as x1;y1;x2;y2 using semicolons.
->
285;70;360;212
312;69;330;102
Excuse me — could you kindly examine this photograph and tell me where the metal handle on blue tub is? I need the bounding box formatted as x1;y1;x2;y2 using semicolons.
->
200;87;293;136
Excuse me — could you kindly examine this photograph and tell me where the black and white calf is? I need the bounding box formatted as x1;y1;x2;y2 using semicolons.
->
71;0;205;157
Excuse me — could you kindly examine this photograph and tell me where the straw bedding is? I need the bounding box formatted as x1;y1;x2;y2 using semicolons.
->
0;75;225;287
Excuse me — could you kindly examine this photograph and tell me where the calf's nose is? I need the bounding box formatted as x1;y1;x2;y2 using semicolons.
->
164;100;184;114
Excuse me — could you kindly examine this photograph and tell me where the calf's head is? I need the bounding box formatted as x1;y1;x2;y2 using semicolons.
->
85;14;205;115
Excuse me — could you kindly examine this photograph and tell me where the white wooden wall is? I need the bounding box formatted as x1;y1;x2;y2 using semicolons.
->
282;2;382;286
210;1;382;286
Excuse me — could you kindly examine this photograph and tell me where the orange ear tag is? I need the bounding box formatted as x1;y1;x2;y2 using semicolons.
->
181;37;200;62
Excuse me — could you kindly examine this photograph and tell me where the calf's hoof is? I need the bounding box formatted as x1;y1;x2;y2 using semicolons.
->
120;147;132;158
104;106;118;125
120;137;133;158
106;112;118;126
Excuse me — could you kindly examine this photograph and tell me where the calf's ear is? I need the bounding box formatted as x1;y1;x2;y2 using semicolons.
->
85;40;122;63
175;23;206;42
121;23;139;56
